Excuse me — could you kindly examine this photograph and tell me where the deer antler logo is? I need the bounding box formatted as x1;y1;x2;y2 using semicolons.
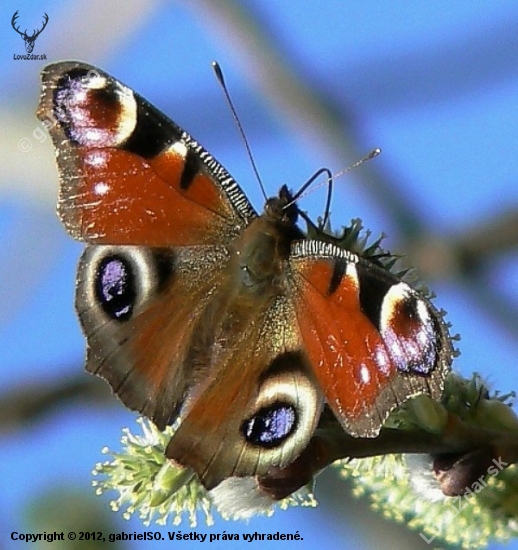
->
11;11;49;54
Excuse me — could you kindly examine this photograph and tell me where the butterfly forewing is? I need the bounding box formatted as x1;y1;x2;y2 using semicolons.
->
38;61;256;247
290;240;452;436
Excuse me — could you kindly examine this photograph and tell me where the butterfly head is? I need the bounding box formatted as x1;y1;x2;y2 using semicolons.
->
264;185;298;227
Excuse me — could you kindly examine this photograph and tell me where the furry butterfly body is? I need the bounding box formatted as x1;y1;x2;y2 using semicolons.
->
38;62;452;494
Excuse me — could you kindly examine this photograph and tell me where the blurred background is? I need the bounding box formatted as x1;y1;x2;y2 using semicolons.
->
1;1;517;548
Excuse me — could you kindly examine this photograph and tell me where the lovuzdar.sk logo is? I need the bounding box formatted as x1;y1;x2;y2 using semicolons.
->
12;10;48;60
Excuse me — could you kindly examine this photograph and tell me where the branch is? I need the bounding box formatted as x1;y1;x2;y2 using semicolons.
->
0;372;113;432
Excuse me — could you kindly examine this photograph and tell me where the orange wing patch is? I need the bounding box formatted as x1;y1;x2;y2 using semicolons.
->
58;148;235;246
293;258;394;432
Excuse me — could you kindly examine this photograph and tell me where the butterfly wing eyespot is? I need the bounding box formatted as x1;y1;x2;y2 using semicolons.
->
76;243;231;428
211;408;349;506
290;240;452;437
242;403;297;449
377;282;441;375
166;346;324;490
78;246;168;328
38;61;257;247
93;253;139;322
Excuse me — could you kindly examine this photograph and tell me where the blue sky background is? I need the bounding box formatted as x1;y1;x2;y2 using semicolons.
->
0;1;517;549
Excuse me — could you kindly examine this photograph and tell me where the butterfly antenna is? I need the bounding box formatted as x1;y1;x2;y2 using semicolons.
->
212;61;268;201
287;148;381;206
289;167;333;229
285;148;381;229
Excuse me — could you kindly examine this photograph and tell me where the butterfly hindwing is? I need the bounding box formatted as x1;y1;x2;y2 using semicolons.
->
76;243;230;428
165;294;324;490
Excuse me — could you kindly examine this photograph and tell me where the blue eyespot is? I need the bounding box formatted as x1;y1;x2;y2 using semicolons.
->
242;404;297;448
95;256;136;321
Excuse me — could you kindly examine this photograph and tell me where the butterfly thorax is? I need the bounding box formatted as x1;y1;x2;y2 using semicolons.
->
232;188;303;295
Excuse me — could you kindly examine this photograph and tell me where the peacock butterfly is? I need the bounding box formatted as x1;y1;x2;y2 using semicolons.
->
37;61;452;496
